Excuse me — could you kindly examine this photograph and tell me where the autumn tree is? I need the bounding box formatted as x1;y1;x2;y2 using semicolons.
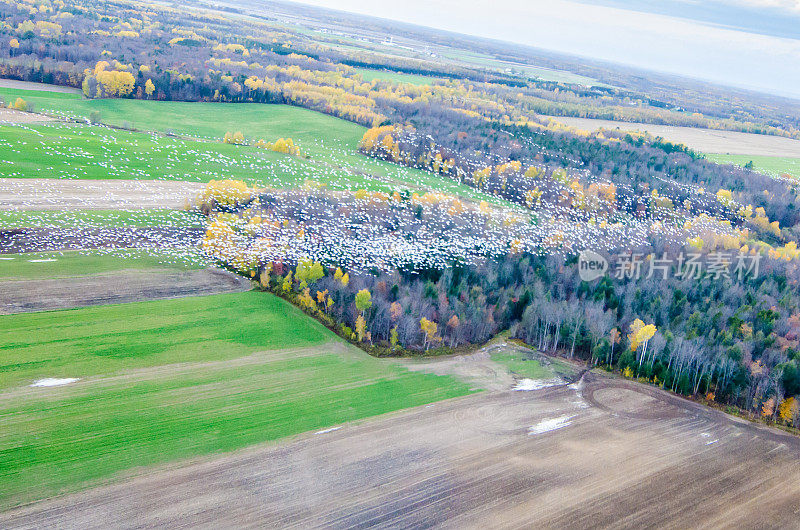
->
446;315;460;346
11;97;29;111
608;328;621;367
83;62;136;98
199;179;252;207
295;259;324;288
355;314;366;342
223;131;245;145
420;317;440;350
628;319;657;369
779;397;798;426
355;288;372;315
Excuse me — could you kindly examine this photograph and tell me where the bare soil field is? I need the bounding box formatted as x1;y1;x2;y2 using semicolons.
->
0;179;205;211
0;226;203;253
401;344;517;392
3;343;799;529
0;268;251;313
546;116;800;156
0;78;81;93
0;107;57;124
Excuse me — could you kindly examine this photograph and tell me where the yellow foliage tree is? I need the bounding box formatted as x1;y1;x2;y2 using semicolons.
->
472;167;491;189
762;397;775;418
11;97;28;111
779;397;798;425
355;289;372;314
420;317;440;350
199;179;252;207
295;259;324;288
524;166;543;179
524;188;542;208
264;137;301;156
281;272;293;292
355;314;366;342
298;288;317;312
628;319;657;367
91;62;135;98
223;131;246;145
201;219;237;261
716;189;734;207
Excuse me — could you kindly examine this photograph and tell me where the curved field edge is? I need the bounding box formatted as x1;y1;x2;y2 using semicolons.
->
0;291;475;509
0;249;204;281
0;119;505;204
706;153;800;179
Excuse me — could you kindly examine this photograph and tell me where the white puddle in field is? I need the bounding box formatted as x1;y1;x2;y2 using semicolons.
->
30;378;79;387
28;258;58;263
315;426;342;435
528;415;575;435
513;378;563;391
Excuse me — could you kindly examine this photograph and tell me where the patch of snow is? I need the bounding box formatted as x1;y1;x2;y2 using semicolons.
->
315;426;342;435
0;257;15;260
28;258;57;263
529;415;575;435
513;377;563;391
30;377;79;387
705;439;719;445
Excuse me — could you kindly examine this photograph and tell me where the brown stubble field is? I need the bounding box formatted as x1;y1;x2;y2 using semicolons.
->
0;179;205;211
0;268;250;313
3;344;800;529
546;116;800;157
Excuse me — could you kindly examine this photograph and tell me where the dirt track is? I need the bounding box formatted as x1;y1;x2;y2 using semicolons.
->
0;178;205;210
3;344;800;528
545;116;800;156
0;268;251;313
0;226;204;254
0;107;57;124
0;78;81;94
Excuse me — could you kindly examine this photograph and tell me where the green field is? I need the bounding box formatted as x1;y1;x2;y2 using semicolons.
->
491;350;553;379
0;88;506;202
0;86;81;102
512;64;606;86
0;249;205;281
353;67;438;86
0;208;204;230
706;153;800;179
1;86;366;162
437;48;606;86
0;291;474;507
0;123;359;186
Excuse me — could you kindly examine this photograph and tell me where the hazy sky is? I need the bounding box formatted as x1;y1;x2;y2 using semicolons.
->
296;0;800;99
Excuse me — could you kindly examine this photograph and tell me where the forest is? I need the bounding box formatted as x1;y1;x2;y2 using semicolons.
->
3;0;800;427
1;0;799;137
196;179;800;426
